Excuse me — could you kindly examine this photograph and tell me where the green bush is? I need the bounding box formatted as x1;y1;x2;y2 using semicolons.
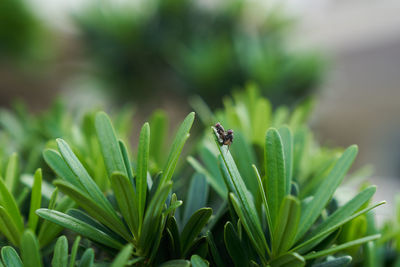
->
75;0;322;106
0;92;388;266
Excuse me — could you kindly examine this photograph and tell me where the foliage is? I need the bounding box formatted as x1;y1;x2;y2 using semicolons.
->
74;0;322;106
0;93;389;266
36;111;212;265
189;86;385;266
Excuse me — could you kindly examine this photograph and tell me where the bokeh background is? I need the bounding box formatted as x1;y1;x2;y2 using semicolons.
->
1;0;399;223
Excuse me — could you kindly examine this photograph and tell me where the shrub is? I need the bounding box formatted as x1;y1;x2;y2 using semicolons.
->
74;0;322;106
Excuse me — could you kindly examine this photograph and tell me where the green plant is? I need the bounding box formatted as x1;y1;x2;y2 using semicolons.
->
211;130;382;266
36;111;213;265
0;153;74;249
75;0;322;106
0;101;134;189
188;86;385;266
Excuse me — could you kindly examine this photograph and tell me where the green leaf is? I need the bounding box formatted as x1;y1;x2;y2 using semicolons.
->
95;112;127;177
110;172;139;238
43;149;82;189
299;186;376;252
229;193;269;262
111;244;133;267
53;179;131;241
56;139;119;222
28;169;42;232
136;122;150;228
21;230;42;267
52;235;68;267
0;177;24;233
312;256;352;267
138;182;172;254
69;236;81;267
38;195;75;248
0;206;22;246
183;173;209;225
272;196;301;256
224;222;248;266
278;126;293;195
253;164;273;240
159;260;190;267
181;208;212;256
304;235;381;260
36;209;124;249
67;209;123;242
119;140;135;183
206;231;224;267
269;252;305;267
78;248;94;267
161;112;195;185
215;132;268;262
296;145;358;241
191;255;209;267
294;201;385;255
166;216;181;257
1;246;22;267
4;153;19;194
149;110;168;167
264;128;286;229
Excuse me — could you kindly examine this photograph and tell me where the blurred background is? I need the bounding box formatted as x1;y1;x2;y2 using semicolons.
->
1;0;399;221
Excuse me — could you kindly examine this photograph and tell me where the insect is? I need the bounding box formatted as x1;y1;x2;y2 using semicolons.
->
213;122;234;150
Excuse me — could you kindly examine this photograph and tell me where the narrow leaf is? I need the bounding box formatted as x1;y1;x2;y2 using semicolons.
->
0;177;24;233
181;208;212;256
119;140;135;183
138;182;172;252
36;209;124;249
78;248;94;267
300;186;376;251
69;236;81;267
264;128;286;229
206;231;224;267
162;112;195;185
191;255;209;267
52;235;68;267
278;126;293;195
43;149;82;189
111;244;133;267
4;153;19;194
293;201;385;253
136;123;150;227
56;139;118;221
21;230;43;267
28;169;42;232
304;235;381;260
54;179;131;241
215;133;268;261
296;145;358;241
224;222;248;266
312;256;352;267
1;247;22;267
110;172;139;238
183;173;209;225
95;112;127;176
272;195;301;255
159;260;190;267
269;252;305;267
0;206;22;246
